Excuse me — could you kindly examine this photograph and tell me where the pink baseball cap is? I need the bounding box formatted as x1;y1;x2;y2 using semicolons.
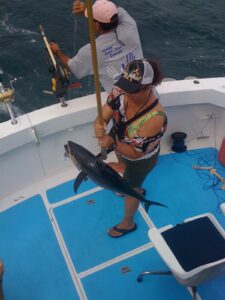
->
85;0;118;24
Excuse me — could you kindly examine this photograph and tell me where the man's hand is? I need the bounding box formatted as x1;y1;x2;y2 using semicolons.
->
49;42;60;55
72;0;86;15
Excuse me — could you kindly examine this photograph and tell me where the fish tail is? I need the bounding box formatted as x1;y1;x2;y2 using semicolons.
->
144;200;167;212
144;201;151;212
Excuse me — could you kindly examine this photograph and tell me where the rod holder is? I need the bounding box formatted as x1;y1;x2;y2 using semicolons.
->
60;97;68;107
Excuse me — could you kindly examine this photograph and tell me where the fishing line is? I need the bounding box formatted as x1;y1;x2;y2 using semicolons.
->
73;15;79;54
186;113;214;144
68;13;79;100
213;113;217;163
168;113;225;209
143;113;220;224
169;112;219;167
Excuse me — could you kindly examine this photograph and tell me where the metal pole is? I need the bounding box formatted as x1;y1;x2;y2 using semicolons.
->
6;103;17;125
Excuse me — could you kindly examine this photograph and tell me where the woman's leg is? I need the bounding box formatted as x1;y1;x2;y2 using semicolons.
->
107;195;139;237
107;151;125;174
108;151;159;237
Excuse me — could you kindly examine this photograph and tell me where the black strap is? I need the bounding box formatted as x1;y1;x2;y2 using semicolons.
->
124;99;159;127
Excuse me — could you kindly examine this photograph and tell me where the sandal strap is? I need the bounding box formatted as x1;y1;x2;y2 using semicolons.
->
113;224;137;234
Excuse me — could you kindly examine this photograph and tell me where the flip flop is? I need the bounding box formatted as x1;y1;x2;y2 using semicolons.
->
108;223;137;238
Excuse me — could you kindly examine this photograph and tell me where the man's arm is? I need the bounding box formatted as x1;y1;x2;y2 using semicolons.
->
49;42;70;67
117;7;137;27
49;1;86;68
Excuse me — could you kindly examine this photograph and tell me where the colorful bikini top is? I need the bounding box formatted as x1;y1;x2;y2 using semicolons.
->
107;89;167;155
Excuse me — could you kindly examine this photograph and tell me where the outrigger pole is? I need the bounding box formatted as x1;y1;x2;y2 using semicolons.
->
86;0;107;158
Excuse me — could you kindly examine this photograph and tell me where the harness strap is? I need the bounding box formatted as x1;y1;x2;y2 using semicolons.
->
124;99;159;127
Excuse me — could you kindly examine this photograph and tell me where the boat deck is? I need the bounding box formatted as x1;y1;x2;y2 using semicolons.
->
0;148;225;300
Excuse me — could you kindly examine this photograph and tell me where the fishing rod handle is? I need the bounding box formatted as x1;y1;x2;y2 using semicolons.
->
100;147;108;160
39;25;57;69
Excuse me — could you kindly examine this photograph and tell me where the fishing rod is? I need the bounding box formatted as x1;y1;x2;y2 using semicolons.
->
39;24;70;107
86;0;107;159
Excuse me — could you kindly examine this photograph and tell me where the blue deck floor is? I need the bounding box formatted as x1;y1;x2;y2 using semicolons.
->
0;148;225;300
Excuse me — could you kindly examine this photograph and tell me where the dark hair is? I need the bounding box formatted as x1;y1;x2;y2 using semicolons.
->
97;14;119;31
147;59;163;86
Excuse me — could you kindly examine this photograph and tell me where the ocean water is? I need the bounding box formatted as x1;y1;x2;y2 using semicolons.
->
0;0;225;122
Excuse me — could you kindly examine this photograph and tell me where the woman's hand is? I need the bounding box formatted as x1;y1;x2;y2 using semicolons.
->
94;120;107;138
72;1;86;15
98;135;115;148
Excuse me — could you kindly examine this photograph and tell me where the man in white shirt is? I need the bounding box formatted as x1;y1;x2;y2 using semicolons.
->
50;0;143;93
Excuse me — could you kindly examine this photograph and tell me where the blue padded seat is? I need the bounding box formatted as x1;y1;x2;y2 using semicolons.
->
161;217;225;272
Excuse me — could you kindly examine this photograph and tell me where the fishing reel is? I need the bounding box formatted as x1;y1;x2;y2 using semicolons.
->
39;25;69;106
0;86;14;103
39;25;81;107
0;77;16;104
50;62;70;98
0;72;18;124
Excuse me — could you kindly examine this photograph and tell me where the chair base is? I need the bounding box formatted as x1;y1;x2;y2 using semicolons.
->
191;286;198;300
137;270;172;282
137;270;198;300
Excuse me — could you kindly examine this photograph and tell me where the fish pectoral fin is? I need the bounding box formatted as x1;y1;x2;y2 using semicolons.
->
74;171;88;193
144;200;167;212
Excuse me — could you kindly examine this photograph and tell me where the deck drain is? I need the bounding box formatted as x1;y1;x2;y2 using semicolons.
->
121;266;131;274
87;199;95;205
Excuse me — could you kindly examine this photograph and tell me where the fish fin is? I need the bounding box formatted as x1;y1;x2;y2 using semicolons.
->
74;171;88;193
144;200;167;212
144;202;151;212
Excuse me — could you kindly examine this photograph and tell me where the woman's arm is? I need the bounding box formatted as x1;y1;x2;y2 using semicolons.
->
94;103;114;138
107;115;164;159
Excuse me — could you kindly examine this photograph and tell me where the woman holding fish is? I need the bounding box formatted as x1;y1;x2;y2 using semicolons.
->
94;59;167;238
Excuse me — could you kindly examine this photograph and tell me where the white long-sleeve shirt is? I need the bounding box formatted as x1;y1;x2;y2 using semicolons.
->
68;7;143;93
